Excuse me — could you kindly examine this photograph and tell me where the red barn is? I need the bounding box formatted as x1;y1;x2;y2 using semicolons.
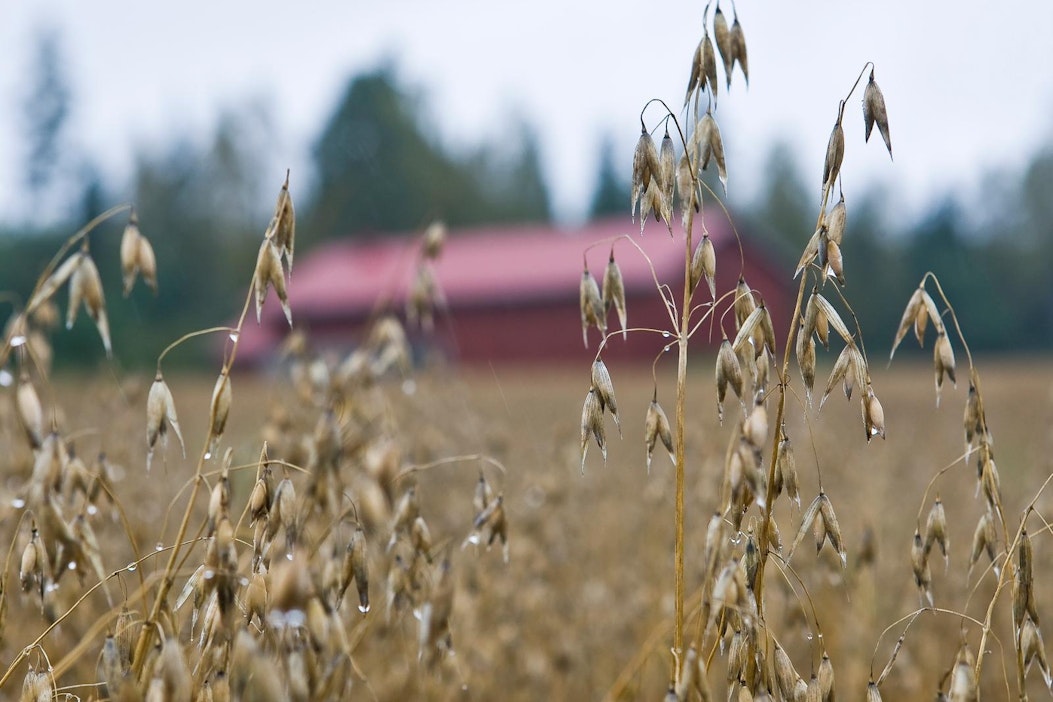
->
236;215;792;366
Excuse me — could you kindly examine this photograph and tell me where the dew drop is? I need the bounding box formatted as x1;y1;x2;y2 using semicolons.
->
286;552;294;561
805;632;813;641
11;498;25;509
663;345;671;353
204;452;212;460
0;370;12;387
662;331;671;338
402;379;417;396
228;332;240;343
358;604;370;613
68;561;77;570
9;335;26;348
87;504;98;516
155;542;164;552
126;562;138;572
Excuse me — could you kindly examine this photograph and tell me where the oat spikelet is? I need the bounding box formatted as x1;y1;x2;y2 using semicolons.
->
730;12;749;87
602;253;627;340
631;128;661;223
817;652;834;702
1020;617;1052;688
344;527;370;613
716;337;744;423
714;4;733;86
644;396;674;473
827;194;847;246
890;286;925;360
147;372;185;469
969;509;998;576
934;331;956;406
797;330;816;406
911;529;933;606
120;212;142;296
698;111;728;194
822;109;845;197
270;171;296;272
579;267;605;348
580;388;606;474
591;358;621;435
253;238;291;326
777;432;800;510
863;383;886;442
16;371;43;449
819;493;847;568
866;681;883;702
863;69;892;159
948;645;978;702
68;251;112;356
924;497;949;567
207;369;232;458
702;32;719;102
691;233;717;299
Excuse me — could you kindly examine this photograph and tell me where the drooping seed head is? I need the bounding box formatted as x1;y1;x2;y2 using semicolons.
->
817;653;834;701
924;498;949;564
643;399;674;475
690;233;717;299
590;359;620;434
969;509;998;575
714;5;733;84
891;286;925;360
602;254;627;340
827;194;847;246
631;128;662;222
863;384;885;442
659;129;677;216
253;238;291;327
579;268;605;348
702;32;719;101
822;111;845;196
120;212;143;296
580;388;606;474
819;493;847;568
16;371;43;450
208;370;232;457
777;433;800;510
69;252;112;356
863;69;893;159
699;111;728;194
730;13;749;86
716;337;744;423
270;172;296;272
866;681;883;702
347;527;370;613
934;331;957;405
948;645;978;702
422;221;446;260
798;332;816;406
147;373;185;470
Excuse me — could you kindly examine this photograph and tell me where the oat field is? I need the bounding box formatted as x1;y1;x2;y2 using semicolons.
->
0;357;1051;700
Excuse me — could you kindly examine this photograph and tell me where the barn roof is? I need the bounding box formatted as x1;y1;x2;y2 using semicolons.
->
239;213;787;363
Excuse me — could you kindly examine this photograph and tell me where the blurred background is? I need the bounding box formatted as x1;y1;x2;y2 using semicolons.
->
1;0;1052;366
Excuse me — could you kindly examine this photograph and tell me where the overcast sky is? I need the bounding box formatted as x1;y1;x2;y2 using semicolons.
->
1;0;1051;226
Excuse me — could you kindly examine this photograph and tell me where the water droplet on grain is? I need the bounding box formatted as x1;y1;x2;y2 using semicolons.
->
9;335;26;348
87;504;98;515
663;345;672;353
204;452;212;460
805;632;813;641
126;562;138;572
155;542;164;552
286;552;294;561
0;370;12;387
11;498;25;509
68;561;77;570
358;604;370;613
229;332;240;343
662;331;671;338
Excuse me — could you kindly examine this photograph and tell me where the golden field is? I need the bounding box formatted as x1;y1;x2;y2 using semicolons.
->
1;357;1051;700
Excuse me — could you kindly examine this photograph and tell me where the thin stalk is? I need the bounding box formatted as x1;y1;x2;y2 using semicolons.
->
131;278;257;677
671;206;695;678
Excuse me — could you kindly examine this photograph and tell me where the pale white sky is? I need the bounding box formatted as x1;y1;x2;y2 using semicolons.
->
1;0;1051;225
